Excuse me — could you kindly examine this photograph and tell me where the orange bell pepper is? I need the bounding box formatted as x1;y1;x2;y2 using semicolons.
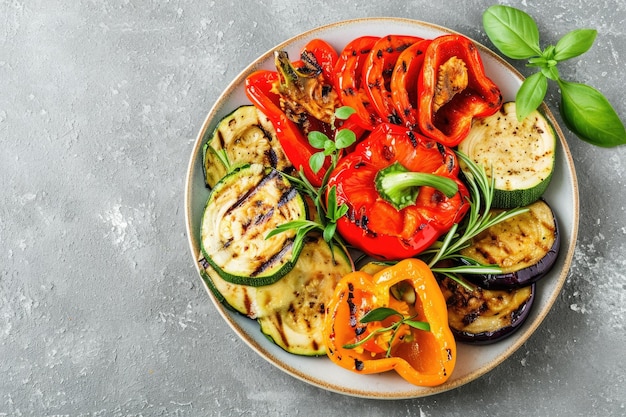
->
323;258;456;387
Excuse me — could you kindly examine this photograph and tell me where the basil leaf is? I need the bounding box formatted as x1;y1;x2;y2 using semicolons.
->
554;29;597;62
516;71;547;120
335;128;357;150
309;151;326;173
540;65;560;81
558;79;626;147
335;105;356;120
483;5;542;59
359;307;400;323
308;131;328;149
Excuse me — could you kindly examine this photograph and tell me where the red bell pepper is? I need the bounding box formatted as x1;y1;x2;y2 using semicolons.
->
390;39;432;131
245;70;327;187
334;36;382;130
326;123;470;260
363;35;422;125
417;34;502;147
323;258;456;387
300;38;338;84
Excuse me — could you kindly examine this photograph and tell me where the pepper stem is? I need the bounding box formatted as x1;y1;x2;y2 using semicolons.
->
375;162;459;210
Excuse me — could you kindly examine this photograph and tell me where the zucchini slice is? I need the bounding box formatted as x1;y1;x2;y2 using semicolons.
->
198;235;354;356
438;275;535;344
256;236;354;355
202;105;293;188
200;164;307;286
460;199;560;289
459;101;556;209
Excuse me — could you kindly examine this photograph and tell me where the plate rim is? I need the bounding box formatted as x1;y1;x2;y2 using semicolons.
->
184;16;580;399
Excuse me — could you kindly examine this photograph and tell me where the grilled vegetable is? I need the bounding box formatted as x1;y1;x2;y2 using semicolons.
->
459;199;559;289
458;101;556;209
323;259;456;386
202;105;293;188
273;49;341;128
438;275;535;344
199;233;353;355
200;163;308;286
418;34;502;147
327;122;470;260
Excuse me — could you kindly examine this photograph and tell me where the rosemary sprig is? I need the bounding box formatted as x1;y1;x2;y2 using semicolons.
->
343;306;430;358
421;151;529;277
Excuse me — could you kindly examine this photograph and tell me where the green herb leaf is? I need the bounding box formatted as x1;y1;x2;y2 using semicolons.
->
335;105;356;120
308;131;329;149
483;5;542;59
540;65;560;81
309;151;326;174
554;28;597;62
359;307;402;323
323;222;336;243
558;79;626;147
335;128;357;150
404;319;431;332
515;72;547;121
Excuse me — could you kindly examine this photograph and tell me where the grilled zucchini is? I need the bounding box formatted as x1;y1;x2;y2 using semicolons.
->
459;101;556;209
200;163;307;286
199;235;353;356
202;105;293;188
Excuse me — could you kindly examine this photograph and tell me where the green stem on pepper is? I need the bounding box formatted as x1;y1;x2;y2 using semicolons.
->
375;162;459;210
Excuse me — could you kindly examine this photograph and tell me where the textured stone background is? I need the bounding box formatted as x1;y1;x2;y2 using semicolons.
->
1;0;624;415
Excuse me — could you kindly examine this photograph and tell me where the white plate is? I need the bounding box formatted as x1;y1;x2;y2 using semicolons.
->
184;17;579;399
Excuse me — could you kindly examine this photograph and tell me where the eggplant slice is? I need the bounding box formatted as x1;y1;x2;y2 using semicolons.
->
460;199;560;289
438;276;535;344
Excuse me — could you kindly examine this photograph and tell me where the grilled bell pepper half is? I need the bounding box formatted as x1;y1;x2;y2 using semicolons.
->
327;123;470;260
323;258;456;387
362;35;422;125
418;34;502;147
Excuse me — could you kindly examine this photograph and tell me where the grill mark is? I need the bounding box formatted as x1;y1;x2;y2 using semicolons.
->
250;238;295;277
277;186;298;208
225;169;281;216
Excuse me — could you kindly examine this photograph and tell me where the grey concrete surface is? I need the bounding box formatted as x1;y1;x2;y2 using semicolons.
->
1;1;625;416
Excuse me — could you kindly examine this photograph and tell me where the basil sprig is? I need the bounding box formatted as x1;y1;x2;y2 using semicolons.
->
483;5;626;147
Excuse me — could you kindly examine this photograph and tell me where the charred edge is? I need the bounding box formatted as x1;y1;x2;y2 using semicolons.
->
300;50;322;75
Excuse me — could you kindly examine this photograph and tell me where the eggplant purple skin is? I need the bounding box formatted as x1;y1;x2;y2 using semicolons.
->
452;283;536;345
463;205;561;290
